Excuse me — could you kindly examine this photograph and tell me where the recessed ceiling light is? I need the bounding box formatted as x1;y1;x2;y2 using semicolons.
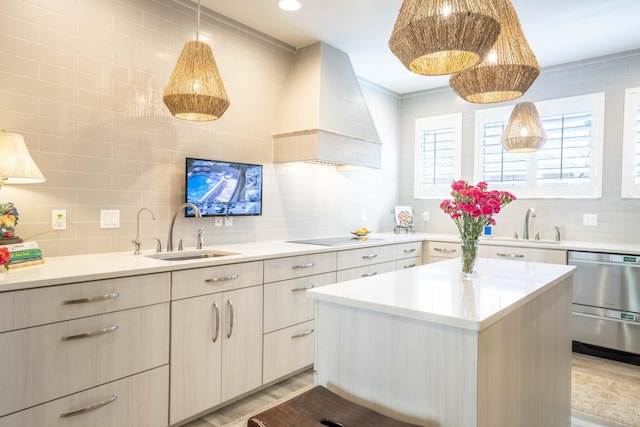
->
278;0;301;11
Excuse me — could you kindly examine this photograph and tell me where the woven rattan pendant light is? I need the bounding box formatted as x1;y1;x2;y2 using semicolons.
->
501;102;546;153
163;0;229;121
388;0;502;76
449;0;539;103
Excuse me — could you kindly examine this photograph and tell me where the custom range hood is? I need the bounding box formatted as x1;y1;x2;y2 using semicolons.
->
273;42;381;169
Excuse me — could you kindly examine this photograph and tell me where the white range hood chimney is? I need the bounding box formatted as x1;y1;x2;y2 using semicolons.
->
272;42;381;169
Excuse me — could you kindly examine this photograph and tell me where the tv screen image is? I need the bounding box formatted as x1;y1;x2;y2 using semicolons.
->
185;157;263;217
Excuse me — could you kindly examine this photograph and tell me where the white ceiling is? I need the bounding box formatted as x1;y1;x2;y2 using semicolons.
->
200;0;640;95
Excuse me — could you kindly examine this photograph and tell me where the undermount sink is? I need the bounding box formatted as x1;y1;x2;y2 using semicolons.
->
144;249;239;261
481;237;561;245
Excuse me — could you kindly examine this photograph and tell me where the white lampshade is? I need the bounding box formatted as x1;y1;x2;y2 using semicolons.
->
0;131;46;185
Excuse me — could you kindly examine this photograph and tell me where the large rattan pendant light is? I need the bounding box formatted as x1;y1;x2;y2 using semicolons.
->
501;102;546;153
388;0;502;76
449;0;539;103
163;0;230;121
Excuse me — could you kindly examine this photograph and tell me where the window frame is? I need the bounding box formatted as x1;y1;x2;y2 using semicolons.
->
473;92;605;199
621;87;640;198
413;113;462;199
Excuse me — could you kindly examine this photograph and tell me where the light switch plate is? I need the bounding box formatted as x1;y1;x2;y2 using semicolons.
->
224;217;233;226
583;214;598;226
215;218;223;226
100;210;120;229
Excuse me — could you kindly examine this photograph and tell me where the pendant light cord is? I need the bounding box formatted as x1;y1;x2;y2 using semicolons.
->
196;0;201;41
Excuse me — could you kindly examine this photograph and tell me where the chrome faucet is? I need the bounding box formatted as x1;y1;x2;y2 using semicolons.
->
132;207;156;255
167;203;201;252
523;208;536;240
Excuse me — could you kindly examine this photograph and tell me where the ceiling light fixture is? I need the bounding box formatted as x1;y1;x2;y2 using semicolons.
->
163;0;230;121
388;0;502;76
449;0;539;103
501;102;547;153
278;0;301;11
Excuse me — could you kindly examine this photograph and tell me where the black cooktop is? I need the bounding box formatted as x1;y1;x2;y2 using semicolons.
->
287;236;387;246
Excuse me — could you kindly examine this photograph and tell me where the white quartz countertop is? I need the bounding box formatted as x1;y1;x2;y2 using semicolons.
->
307;257;576;331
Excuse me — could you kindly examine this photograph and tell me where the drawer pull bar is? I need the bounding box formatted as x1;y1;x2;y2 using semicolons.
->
62;325;118;341
434;247;457;253
206;274;239;283
60;395;118;417
403;264;416;269
227;299;234;339
292;284;315;292
496;253;525;258
62;292;120;305
362;272;377;277
404;248;417;253
362;254;378;259
212;302;220;343
292;329;314;339
292;262;315;269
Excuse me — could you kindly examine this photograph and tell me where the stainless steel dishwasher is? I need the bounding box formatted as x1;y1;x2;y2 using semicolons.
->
569;250;640;364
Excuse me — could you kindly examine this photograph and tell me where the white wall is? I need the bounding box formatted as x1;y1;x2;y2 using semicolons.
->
398;50;640;244
0;0;400;256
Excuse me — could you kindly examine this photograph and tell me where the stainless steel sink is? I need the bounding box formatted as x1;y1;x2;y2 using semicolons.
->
481;237;561;245
144;249;239;261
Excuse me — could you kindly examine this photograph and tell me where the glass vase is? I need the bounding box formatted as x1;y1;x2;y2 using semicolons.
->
460;238;479;278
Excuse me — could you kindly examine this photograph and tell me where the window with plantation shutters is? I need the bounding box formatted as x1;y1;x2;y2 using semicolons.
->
622;87;640;198
414;113;462;199
474;93;605;199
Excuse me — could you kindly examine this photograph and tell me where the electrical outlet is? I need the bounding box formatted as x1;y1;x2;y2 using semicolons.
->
215;217;223;226
52;210;67;231
583;214;598;226
361;210;367;222
423;211;430;222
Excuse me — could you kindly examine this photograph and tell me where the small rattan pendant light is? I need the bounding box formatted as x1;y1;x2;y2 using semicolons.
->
388;0;502;76
501;102;546;153
449;0;539;103
163;0;230;121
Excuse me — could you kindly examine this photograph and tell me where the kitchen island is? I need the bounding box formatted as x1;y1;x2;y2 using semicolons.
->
308;257;576;427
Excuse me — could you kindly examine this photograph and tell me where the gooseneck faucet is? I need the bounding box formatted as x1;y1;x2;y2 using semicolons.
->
132;207;156;255
167;203;201;252
523;208;536;240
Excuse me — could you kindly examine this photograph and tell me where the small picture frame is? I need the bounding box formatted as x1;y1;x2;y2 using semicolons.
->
392;206;415;234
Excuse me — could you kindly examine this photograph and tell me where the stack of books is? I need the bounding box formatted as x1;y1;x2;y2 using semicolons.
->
3;242;44;269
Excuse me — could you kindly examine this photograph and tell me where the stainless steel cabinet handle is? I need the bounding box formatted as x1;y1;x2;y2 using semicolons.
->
291;329;314;339
402;264;416;269
496;253;525;258
291;284;315;292
60;395;117;417
62;325;118;341
205;274;239;283
362;272;377;277
362;254;378;259
403;248;417;253
212;302;220;343
292;262;315;269
226;299;234;339
62;292;120;305
434;247;457;253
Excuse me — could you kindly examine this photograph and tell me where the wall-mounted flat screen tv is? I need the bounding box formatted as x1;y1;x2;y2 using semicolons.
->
185;157;263;217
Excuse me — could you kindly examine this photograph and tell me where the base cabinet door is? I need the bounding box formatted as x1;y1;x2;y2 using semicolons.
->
170;285;263;425
170;294;223;424
0;366;168;427
220;285;263;402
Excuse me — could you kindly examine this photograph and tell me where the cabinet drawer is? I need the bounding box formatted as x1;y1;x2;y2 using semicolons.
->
336;261;397;282
0;303;169;416
478;245;567;264
264;272;336;333
396;241;423;260
336;245;396;270
263;320;315;385
0;366;168;427
172;261;264;300
396;256;422;270
264;252;336;283
427;241;460;259
0;273;170;333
